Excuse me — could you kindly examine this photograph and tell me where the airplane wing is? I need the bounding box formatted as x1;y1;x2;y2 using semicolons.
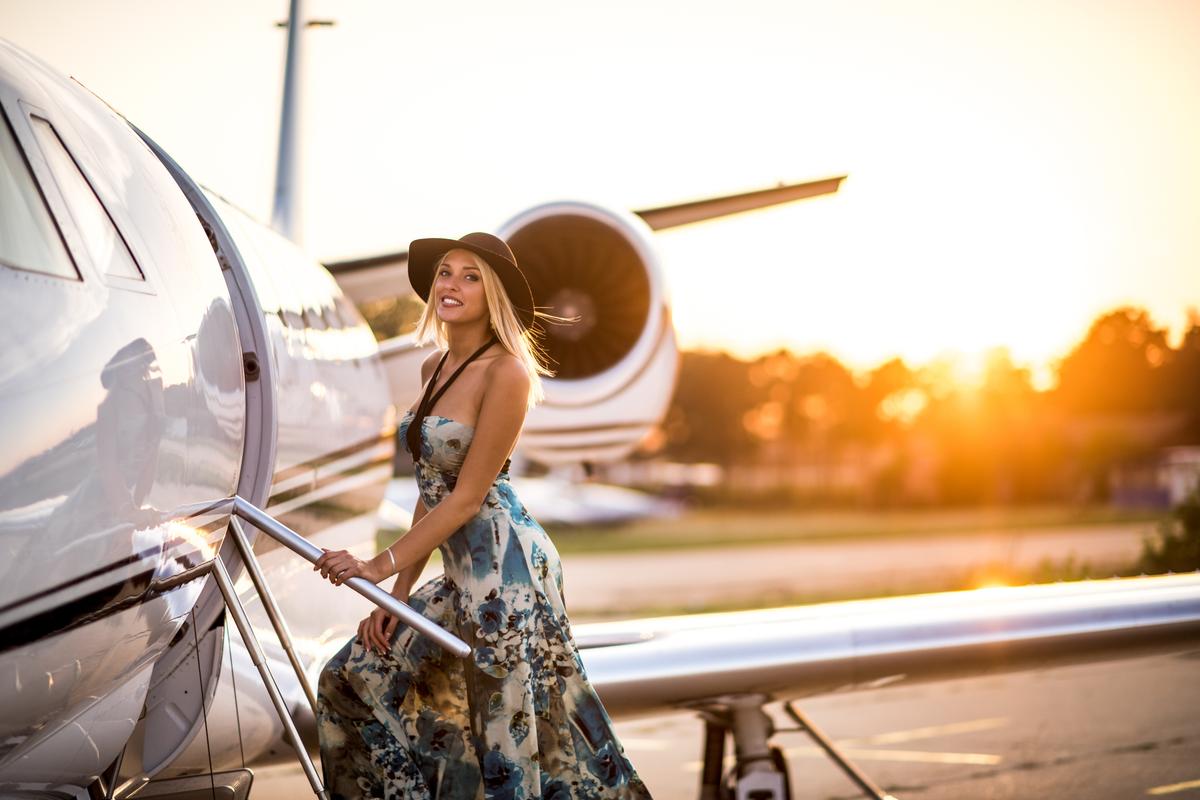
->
323;175;847;304
267;572;1200;800
576;573;1200;718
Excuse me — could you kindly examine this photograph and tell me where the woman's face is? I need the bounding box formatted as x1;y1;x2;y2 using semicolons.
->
433;249;489;326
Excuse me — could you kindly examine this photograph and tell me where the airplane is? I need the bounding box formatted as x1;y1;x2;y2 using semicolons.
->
2;15;1199;800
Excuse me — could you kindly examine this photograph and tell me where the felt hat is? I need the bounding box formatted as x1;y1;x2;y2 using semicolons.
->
408;232;536;330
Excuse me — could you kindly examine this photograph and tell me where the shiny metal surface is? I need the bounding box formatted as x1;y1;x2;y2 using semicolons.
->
205;191;391;543
0;39;243;786
577;574;1200;718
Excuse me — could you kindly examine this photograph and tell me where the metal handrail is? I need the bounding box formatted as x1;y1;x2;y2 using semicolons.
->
229;495;471;658
228;518;318;714
158;495;472;799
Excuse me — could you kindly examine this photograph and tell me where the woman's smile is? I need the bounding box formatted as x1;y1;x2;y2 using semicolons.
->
433;250;486;323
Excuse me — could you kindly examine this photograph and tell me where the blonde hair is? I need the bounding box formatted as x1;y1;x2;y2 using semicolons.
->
412;248;561;408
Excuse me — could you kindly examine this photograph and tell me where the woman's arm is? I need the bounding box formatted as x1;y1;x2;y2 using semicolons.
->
314;355;531;585
379;356;530;574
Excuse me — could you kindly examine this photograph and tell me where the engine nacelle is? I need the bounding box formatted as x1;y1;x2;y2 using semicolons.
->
498;201;677;465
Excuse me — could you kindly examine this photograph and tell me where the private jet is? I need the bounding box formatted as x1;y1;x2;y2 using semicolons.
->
2;18;1198;800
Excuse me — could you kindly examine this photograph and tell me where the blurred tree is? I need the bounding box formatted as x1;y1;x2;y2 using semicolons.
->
1162;311;1200;442
358;295;426;341
1054;307;1171;414
661;350;763;464
654;304;1200;508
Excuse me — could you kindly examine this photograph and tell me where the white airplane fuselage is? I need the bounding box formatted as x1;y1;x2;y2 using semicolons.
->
0;39;391;792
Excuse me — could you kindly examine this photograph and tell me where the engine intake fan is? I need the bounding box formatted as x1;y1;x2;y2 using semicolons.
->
503;207;654;381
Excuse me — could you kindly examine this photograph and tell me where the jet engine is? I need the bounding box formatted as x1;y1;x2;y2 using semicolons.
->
499;201;677;465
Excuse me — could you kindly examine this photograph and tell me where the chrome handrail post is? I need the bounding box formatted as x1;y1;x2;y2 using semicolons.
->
227;517;319;715
212;557;330;800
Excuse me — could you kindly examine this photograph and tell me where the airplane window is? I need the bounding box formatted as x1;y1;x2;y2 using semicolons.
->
29;116;143;281
333;295;362;328
0;112;78;279
281;308;305;329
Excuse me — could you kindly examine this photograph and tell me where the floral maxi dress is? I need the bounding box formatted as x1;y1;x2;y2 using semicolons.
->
317;410;653;800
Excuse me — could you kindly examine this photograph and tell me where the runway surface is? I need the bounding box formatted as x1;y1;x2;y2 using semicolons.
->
252;647;1199;799
562;522;1150;616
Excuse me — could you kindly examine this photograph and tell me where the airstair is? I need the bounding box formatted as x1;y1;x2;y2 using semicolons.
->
89;496;470;800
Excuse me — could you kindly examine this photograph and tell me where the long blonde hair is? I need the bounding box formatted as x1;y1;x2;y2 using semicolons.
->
411;248;559;408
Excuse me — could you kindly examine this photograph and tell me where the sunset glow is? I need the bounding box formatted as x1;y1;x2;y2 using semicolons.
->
4;1;1198;382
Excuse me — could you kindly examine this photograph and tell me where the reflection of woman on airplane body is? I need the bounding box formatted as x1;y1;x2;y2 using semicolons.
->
314;233;653;799
96;338;164;527
36;339;166;610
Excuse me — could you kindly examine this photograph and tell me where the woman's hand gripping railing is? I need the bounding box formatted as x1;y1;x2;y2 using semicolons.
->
229;496;471;659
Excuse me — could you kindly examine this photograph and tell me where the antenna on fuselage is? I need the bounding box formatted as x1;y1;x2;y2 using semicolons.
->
271;0;334;246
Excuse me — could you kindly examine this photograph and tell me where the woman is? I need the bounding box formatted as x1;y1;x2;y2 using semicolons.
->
314;232;653;800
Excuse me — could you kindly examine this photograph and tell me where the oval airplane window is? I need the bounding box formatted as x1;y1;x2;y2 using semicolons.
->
29;116;143;281
0;111;78;279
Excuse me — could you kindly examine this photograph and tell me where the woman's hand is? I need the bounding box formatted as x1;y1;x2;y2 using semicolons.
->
358;606;400;654
313;548;387;586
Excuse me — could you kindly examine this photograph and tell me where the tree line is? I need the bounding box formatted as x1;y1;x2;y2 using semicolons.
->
647;306;1200;506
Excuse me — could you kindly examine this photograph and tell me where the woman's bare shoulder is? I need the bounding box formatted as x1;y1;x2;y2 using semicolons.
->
419;349;443;383
484;352;530;394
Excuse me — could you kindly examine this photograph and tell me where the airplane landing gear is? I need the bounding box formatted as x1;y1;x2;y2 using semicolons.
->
691;694;899;800
693;693;792;800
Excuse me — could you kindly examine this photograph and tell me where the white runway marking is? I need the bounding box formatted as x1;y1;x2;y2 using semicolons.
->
837;716;1010;746
680;716;1007;771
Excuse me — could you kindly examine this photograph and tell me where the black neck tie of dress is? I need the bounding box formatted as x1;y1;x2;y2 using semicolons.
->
405;335;499;464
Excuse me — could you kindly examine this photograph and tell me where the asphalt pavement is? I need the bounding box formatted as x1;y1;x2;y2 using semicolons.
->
252;648;1199;799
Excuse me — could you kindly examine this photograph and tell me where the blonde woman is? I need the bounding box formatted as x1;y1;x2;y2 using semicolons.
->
314;233;652;799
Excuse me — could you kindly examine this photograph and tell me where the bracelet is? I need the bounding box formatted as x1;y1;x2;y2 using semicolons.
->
384;546;397;576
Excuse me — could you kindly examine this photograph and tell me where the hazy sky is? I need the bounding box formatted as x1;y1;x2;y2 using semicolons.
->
4;0;1198;382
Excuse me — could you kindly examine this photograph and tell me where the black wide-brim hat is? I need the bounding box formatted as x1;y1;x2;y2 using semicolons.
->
408;232;536;330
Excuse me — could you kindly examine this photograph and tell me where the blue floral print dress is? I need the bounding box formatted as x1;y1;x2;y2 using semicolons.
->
317;411;652;800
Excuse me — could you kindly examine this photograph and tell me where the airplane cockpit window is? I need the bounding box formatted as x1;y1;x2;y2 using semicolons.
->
29;116;144;281
0;112;79;279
